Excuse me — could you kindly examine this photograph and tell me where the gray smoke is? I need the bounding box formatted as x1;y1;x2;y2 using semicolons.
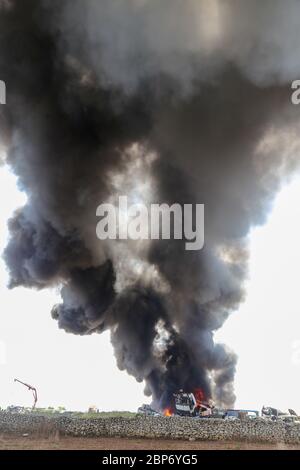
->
1;0;300;408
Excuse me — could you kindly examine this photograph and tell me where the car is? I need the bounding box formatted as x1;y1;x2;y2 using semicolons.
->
278;415;300;424
6;405;26;414
224;410;240;420
224;409;259;420
137;404;160;416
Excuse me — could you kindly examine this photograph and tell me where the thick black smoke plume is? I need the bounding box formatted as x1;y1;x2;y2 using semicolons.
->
1;0;300;408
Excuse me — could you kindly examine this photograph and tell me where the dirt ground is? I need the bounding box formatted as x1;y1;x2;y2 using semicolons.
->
0;435;300;450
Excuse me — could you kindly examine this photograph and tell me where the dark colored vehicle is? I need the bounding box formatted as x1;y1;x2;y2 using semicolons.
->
137;404;160;416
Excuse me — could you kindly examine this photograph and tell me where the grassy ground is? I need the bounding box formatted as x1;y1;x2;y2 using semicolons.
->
27;410;137;419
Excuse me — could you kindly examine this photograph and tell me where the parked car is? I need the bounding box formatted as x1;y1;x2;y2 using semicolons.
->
6;405;26;414
137;404;160;416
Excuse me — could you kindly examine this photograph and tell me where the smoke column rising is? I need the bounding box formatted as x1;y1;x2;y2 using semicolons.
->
1;0;300;408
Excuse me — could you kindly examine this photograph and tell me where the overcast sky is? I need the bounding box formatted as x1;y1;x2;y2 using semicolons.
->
0;165;300;413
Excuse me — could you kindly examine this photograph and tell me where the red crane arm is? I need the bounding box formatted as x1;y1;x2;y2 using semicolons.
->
14;378;38;410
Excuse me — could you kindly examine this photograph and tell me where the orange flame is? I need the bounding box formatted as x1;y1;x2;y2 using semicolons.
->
193;388;205;407
164;408;173;417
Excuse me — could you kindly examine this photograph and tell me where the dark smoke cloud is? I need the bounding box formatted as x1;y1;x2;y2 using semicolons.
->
1;0;300;408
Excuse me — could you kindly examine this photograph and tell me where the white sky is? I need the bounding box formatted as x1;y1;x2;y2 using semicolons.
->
0;166;300;413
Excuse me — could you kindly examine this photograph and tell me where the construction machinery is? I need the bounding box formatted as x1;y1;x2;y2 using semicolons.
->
262;405;299;422
14;378;38;410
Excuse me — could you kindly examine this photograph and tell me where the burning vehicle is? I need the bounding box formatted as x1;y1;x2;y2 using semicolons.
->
171;389;213;418
137;389;214;418
172;392;259;420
